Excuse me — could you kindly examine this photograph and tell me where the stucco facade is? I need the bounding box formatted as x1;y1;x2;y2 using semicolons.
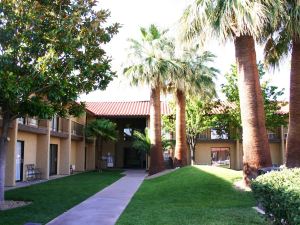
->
3;100;288;187
194;126;287;170
4;114;86;187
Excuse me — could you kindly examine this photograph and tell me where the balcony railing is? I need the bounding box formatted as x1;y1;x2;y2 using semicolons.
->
50;118;69;138
267;128;281;141
197;129;231;141
17;117;48;134
71;121;84;137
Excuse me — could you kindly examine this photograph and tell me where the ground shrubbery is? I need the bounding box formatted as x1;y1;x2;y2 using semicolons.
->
251;168;300;225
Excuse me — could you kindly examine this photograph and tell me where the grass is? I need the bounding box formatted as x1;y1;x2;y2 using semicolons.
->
117;166;268;225
1;170;123;225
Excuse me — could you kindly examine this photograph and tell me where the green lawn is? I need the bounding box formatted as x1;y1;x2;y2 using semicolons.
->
1;170;123;225
117;166;268;225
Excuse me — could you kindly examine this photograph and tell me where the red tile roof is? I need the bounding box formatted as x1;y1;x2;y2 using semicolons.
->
85;101;171;117
211;101;289;115
277;103;289;114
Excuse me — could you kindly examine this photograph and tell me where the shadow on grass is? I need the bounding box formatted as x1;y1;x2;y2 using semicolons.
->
1;170;123;225
117;166;267;225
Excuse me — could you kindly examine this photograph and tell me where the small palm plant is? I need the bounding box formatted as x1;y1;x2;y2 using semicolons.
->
132;128;151;154
132;128;175;169
84;119;118;171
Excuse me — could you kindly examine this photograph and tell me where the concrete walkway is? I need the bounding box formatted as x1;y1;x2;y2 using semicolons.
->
47;170;146;225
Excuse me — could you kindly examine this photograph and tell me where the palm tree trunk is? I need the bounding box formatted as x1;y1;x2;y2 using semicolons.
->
234;35;272;185
149;84;165;175
0;113;11;204
174;89;188;167
286;38;300;167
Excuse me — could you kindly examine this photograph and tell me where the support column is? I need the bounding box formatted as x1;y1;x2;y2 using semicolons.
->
36;120;50;180
85;141;96;170
5;120;18;186
76;139;85;171
236;139;240;170
59;119;71;175
280;125;286;165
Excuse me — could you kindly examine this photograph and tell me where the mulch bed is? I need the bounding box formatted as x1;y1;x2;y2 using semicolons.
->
0;200;31;211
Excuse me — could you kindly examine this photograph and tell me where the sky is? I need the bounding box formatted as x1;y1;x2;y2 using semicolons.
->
80;0;291;102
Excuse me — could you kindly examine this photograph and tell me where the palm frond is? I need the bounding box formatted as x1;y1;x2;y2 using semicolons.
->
179;0;282;44
123;24;175;88
84;119;118;141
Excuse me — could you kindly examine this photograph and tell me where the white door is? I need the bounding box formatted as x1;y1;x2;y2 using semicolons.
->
16;141;24;181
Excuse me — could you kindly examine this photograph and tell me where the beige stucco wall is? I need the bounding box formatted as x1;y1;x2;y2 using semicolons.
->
17;132;38;181
85;141;95;170
75;140;85;171
195;141;240;169
71;141;77;166
270;142;282;165
71;113;86;125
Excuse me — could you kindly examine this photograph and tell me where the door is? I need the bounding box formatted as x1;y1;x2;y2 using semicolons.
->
49;144;58;176
16;141;24;182
124;148;145;169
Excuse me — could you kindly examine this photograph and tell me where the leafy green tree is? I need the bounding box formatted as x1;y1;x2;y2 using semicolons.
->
163;98;217;164
185;99;218;164
219;63;288;134
123;25;174;175
263;1;300;167
0;1;119;203
180;0;280;184
85;119;118;170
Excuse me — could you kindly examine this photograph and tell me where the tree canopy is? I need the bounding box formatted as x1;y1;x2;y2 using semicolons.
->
0;0;119;203
0;0;120;121
220;63;288;133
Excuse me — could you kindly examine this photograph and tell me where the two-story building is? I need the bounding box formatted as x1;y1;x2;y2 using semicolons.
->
5;115;85;187
4;100;288;187
194;126;287;170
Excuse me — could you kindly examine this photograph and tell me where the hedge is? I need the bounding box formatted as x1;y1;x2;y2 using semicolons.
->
251;168;300;225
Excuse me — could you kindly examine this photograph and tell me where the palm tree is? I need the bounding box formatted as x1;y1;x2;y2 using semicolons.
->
123;25;174;175
167;47;218;167
263;1;300;167
180;0;277;184
84;119;118;170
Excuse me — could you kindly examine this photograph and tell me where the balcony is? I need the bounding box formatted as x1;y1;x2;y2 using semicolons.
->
18;118;48;134
71;121;84;141
50;118;68;138
197;129;235;143
267;128;281;142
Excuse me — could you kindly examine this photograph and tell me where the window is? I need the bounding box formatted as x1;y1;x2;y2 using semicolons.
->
124;128;133;141
211;147;230;168
198;132;209;140
267;130;279;140
28;118;38;127
18;117;26;125
211;129;229;140
51;116;59;132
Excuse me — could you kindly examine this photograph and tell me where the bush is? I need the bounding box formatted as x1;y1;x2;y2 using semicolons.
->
251;168;300;225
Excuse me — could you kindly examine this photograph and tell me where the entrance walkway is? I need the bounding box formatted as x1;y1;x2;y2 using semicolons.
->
47;170;146;225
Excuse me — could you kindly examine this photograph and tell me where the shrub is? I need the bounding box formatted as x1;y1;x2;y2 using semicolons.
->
251;168;300;225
